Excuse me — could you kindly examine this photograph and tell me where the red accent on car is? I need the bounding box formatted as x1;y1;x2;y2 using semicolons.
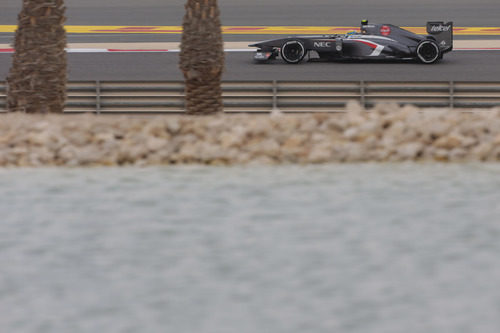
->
380;25;391;36
353;40;378;48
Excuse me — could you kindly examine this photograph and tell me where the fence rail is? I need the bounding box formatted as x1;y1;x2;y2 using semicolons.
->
1;81;500;113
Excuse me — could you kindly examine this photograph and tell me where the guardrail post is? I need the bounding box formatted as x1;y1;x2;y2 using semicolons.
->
449;81;455;108
96;80;101;115
360;80;366;109
272;80;278;111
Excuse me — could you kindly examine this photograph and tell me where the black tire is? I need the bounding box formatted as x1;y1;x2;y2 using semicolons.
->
416;40;441;64
280;40;306;64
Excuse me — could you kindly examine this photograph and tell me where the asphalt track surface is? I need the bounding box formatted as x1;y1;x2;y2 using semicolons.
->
2;0;500;26
2;1;500;43
1;0;500;81
1;51;498;82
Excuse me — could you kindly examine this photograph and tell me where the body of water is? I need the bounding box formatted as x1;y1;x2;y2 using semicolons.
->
1;164;500;332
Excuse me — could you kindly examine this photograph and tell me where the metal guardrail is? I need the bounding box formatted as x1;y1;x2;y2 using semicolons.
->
1;81;500;113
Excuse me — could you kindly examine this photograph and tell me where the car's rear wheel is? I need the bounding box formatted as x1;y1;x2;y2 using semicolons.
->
280;40;306;64
416;40;441;64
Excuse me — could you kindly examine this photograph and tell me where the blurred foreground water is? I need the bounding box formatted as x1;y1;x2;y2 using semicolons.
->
1;164;500;333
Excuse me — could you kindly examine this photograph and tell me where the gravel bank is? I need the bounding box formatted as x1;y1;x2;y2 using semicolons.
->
1;104;500;166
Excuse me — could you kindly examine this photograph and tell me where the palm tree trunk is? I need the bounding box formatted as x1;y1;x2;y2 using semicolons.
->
7;0;67;113
179;0;224;115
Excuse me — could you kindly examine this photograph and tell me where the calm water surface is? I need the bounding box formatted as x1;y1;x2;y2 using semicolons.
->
1;164;500;333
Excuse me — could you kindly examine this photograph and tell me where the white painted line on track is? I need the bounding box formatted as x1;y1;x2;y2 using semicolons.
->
0;48;254;53
1;48;500;54
68;48;110;53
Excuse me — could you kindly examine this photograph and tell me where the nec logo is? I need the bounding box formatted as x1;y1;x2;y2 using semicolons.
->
430;25;451;32
314;42;332;48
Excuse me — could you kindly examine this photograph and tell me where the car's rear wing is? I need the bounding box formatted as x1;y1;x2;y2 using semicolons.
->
427;21;453;52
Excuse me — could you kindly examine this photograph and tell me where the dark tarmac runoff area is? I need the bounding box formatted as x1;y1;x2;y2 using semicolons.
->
1;51;499;82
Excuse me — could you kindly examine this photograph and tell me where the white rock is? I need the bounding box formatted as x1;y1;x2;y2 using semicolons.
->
166;118;181;134
146;137;167;152
396;142;424;160
343;127;360;140
307;144;332;163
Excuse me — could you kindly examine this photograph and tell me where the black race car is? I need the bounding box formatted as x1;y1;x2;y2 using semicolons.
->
250;20;453;64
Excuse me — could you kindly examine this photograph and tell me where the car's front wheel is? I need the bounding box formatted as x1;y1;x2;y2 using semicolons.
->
280;40;306;64
416;40;441;64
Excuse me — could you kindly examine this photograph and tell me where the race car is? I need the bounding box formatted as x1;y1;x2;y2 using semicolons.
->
250;20;453;64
